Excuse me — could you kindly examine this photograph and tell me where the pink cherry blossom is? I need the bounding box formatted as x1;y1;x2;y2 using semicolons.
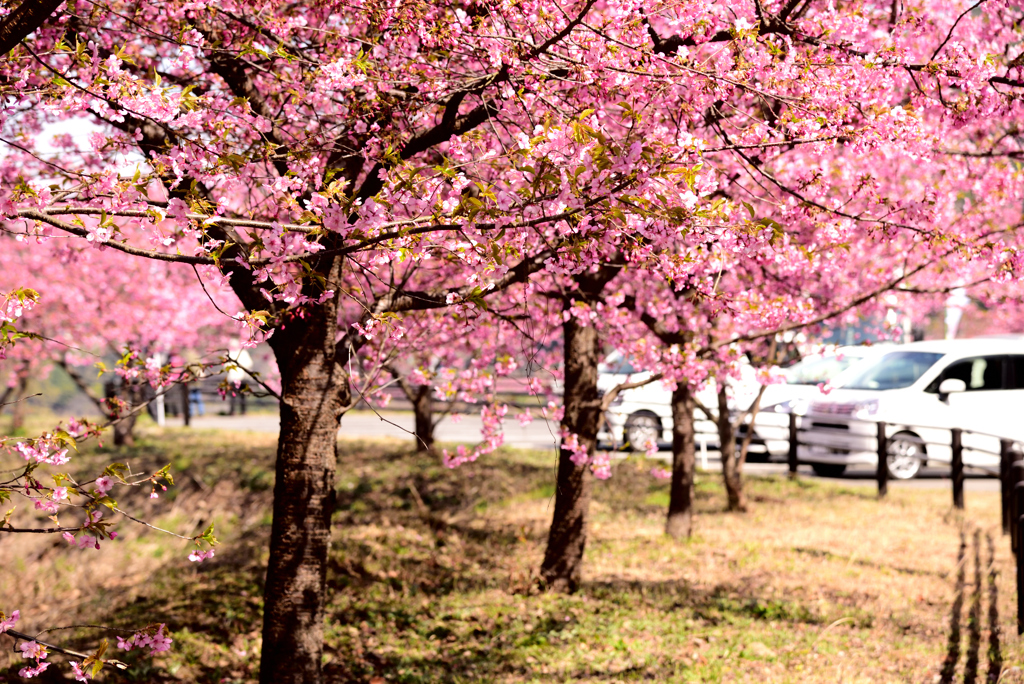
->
0;610;19;634
188;549;215;562
70;661;91;682
117;624;173;654
19;641;47;660
3;0;1024;678
18;662;50;678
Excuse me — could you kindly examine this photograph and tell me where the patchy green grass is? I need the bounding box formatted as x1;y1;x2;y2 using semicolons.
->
1;427;1021;682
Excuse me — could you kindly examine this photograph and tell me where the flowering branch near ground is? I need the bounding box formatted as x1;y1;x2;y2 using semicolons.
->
0;291;229;677
0;610;172;681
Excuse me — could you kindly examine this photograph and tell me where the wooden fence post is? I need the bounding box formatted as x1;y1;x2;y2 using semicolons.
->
1012;463;1024;555
787;412;798;480
1001;439;1014;535
951;428;964;510
876;421;888;498
1018;513;1024;635
1017;487;1024;635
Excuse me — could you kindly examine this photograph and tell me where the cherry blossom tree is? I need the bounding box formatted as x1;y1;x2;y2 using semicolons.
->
0;288;208;680
0;1;694;679
3;0;1024;682
0;233;238;444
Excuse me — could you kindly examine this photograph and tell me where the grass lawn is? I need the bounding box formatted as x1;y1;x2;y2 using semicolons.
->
1;427;1021;682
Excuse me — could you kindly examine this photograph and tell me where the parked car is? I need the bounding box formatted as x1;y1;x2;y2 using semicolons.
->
596;352;742;451
597;347;878;453
740;345;889;459
798;338;1024;479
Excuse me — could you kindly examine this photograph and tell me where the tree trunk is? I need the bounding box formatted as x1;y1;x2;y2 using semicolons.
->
112;412;137;447
181;382;191;427
260;313;349;684
539;313;601;592
412;385;434;452
717;386;746;512
0;384;13;417
665;384;696;538
104;382;138;447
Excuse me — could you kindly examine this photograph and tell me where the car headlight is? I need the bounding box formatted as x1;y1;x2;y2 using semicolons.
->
768;399;809;416
852;399;879;420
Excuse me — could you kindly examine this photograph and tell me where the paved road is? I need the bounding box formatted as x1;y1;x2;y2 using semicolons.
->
172;410;563;449
168;411;999;491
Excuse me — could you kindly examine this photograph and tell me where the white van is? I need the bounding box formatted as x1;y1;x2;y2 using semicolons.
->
742;345;888;458
798;338;1024;479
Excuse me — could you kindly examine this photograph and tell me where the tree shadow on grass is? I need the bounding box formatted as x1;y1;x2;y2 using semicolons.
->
964;529;982;683
322;576;833;684
986;532;1002;682
939;530;967;684
936;527;1004;684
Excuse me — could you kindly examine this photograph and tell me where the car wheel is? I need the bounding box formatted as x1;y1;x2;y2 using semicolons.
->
811;463;847;478
624;412;661;452
887;432;924;480
743;449;771;464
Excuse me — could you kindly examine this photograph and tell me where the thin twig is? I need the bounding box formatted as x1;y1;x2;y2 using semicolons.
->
4;628;128;669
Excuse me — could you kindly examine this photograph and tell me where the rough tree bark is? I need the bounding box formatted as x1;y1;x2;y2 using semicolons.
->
181;381;191;427
388;367;437;452
105;381;141;447
716;385;746;512
0;384;13;416
539;310;600;591
411;384;435;452
538;264;623;591
58;358;141;446
111;407;137;447
665;384;696;538
260;302;349;684
0;0;64;56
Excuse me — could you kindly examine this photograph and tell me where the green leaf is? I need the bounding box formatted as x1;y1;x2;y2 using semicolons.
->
104;462;129;482
200;522;218;546
154;464;174;486
93;496;117;510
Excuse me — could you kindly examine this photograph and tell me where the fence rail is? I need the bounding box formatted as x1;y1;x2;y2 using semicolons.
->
778;412;1024;634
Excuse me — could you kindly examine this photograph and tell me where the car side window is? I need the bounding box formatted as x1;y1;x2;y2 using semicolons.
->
925;356;1004;392
1008;356;1024;389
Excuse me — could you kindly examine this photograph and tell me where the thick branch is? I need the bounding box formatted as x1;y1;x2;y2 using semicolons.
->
354;98;503;202
0;0;64;56
14;209;217;264
207;48;291;178
620;294;687;345
600;373;664;411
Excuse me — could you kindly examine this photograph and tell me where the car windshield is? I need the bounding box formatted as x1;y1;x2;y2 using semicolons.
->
783;354;863;385
840;351;944;390
599;354;636;375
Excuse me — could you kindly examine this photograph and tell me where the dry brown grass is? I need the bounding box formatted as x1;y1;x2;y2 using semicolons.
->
1;427;1021;682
